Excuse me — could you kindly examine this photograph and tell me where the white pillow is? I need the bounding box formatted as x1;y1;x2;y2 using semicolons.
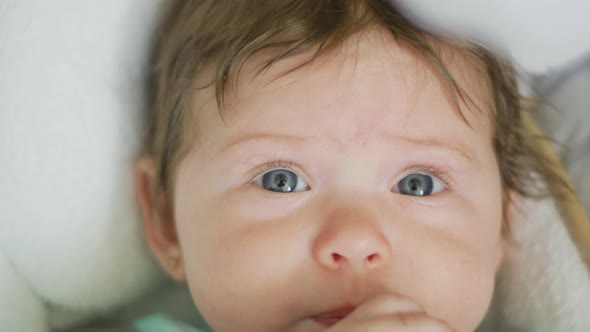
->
0;1;166;330
394;0;590;73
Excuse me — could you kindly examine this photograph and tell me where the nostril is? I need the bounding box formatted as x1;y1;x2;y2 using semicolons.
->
331;253;345;263
366;253;380;263
330;252;382;265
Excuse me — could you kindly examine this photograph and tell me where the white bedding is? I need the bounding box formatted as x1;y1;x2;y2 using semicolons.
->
534;54;590;213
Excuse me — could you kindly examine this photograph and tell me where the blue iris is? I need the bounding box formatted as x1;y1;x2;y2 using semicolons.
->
261;169;299;193
397;173;434;196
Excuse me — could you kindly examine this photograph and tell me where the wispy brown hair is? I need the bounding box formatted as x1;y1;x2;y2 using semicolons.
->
144;0;566;232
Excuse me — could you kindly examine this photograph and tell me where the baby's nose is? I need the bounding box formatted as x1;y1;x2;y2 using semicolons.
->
313;209;391;272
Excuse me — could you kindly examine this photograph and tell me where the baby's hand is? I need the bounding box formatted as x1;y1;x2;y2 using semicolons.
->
326;294;454;332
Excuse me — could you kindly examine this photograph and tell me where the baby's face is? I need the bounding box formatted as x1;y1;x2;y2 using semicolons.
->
172;33;504;332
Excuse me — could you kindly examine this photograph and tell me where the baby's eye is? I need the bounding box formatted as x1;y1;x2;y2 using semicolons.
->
254;169;309;193
392;173;445;196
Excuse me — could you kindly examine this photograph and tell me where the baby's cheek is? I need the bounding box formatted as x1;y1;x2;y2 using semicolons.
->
416;237;498;332
447;261;497;332
387;204;499;332
181;238;266;332
181;210;309;332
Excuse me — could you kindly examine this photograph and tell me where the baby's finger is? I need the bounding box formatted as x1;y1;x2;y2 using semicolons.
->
383;312;454;332
329;312;454;332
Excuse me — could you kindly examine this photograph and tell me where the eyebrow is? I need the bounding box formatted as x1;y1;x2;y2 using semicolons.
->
216;133;310;156
389;135;477;165
217;132;476;165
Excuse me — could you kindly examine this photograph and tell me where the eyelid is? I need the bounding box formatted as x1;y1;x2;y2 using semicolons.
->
247;160;308;184
397;165;452;190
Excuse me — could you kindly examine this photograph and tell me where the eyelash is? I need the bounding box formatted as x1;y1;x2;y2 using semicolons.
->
400;165;452;189
247;161;452;189
247;160;301;182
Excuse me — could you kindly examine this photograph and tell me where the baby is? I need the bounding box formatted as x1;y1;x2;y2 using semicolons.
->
134;1;560;331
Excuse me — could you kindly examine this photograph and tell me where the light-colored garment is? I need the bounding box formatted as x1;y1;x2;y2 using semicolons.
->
134;314;205;332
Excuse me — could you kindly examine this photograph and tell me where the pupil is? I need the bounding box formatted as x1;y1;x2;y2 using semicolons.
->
275;174;287;188
410;178;420;192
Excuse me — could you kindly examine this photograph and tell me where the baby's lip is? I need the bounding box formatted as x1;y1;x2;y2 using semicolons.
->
311;305;356;328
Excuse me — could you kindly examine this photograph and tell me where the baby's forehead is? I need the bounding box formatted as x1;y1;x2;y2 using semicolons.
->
187;31;493;165
192;29;493;134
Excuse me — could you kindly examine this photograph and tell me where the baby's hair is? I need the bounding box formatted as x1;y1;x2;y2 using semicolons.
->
144;0;567;234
